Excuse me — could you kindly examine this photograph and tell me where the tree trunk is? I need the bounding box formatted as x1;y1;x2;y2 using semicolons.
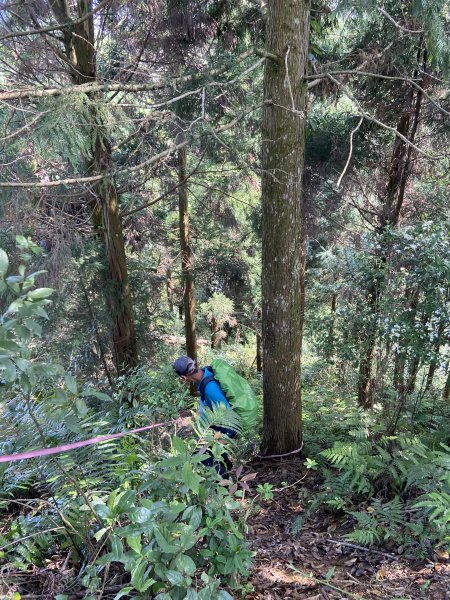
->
325;292;337;361
178;143;197;363
49;0;138;374
443;366;450;401
93;125;138;373
357;64;424;408
166;268;174;312
260;0;310;455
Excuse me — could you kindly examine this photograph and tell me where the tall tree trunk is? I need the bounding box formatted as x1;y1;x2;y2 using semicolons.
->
178;142;197;363
93;125;138;373
325;292;337;361
357;63;424;408
260;0;310;455
443;366;450;401
49;0;138;374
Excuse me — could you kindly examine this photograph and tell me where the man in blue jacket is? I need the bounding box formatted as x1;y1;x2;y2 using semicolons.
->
173;355;235;474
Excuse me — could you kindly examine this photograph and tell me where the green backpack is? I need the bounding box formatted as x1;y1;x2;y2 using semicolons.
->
199;358;259;432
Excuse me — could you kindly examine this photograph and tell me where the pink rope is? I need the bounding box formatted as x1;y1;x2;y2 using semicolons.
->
255;442;304;460
0;418;182;463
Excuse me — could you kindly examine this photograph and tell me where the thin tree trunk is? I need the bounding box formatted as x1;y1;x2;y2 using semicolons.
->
325;292;337;361
166;267;174;312
260;0;310;455
93;125;138;373
357;61;424;408
178;142;197;363
443;366;450;401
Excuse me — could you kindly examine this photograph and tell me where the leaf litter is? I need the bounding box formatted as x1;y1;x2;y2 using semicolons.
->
241;459;450;600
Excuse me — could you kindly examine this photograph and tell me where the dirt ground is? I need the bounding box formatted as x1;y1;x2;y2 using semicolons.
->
244;459;450;600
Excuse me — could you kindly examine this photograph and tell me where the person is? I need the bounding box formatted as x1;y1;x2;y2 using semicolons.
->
173;355;235;475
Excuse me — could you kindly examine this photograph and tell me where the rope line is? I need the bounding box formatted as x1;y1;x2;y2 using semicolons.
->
0;418;183;463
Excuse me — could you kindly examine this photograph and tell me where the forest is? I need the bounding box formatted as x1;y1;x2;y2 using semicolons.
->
0;0;449;598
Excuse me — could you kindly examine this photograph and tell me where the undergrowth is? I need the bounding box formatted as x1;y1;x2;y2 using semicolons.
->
298;373;450;556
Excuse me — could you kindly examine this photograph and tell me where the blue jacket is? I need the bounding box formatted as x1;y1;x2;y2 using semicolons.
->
197;367;236;438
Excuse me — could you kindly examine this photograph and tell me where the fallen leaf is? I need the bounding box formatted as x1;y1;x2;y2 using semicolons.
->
371;589;382;597
376;566;387;579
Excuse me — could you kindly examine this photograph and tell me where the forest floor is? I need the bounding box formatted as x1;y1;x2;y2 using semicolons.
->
243;459;450;600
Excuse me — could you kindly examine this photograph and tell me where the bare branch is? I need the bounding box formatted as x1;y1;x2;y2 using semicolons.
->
378;7;423;34
327;74;441;160
0;49;258;101
0;0;114;42
337;116;363;188
0;110;49;142
121;150;206;218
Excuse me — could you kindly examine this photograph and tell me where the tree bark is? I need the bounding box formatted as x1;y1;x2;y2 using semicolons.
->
93;125;138;373
178;142;197;363
443;366;450;401
256;308;263;373
260;0;310;455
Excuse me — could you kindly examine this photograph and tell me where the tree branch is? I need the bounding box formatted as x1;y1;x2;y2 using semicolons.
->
0;49;258;101
337;116;363;187
378;7;423;34
326;74;440;160
0;0;114;42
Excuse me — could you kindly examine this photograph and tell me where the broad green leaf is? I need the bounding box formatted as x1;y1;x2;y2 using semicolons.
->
64;414;82;433
175;553;196;576
0;249;8;278
113;588;133;600
16;358;30;371
65;373;77;393
127;534;142;553
110;535;124;561
75;397;88;416
27;287;54;300
172;436;187;454
182;462;203;495
94;527;110;542
130;506;152;524
5;299;24;315
24;318;42;336
82;388;112;402
0;340;21;352
153;527;180;554
165;569;184;586
130;559;146;590
0;357;16;381
6;275;23;285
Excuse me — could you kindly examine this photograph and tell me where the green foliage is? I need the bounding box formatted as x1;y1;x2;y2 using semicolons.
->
0;245;251;597
200;293;236;330
85;427;251;598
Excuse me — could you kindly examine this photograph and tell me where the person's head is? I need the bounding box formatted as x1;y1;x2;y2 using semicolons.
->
173;355;203;384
